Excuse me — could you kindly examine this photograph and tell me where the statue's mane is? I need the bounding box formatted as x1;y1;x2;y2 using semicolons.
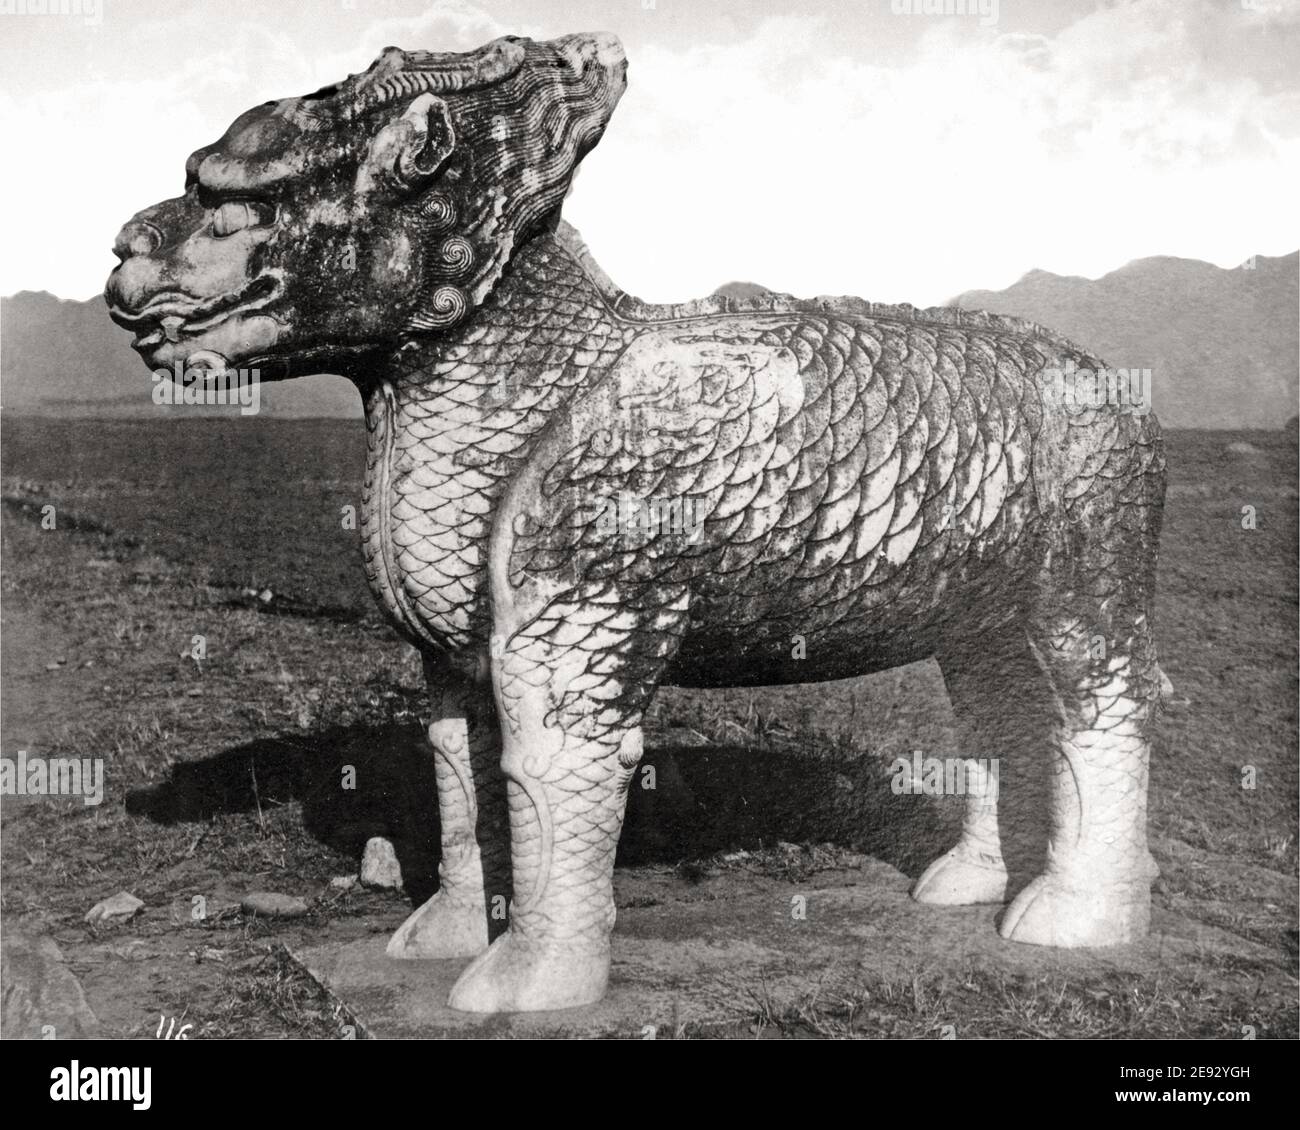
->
553;221;1078;348
286;39;621;335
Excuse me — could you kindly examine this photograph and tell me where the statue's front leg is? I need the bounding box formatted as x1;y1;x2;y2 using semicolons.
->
448;601;681;1012
387;655;510;959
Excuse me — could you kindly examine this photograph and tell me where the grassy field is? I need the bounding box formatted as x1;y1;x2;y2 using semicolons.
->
1;417;1295;1038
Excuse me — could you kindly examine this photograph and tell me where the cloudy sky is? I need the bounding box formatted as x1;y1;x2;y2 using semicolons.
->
1;0;1297;305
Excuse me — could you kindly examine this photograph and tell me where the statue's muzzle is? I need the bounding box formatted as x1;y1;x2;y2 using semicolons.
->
105;190;281;374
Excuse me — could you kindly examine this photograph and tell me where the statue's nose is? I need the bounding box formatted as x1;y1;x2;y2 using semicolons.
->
112;220;162;262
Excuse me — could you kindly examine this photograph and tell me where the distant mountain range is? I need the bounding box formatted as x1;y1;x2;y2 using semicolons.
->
3;252;1295;426
952;252;1297;430
712;281;775;301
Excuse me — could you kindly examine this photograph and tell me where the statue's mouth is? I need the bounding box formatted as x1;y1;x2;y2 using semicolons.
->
108;274;283;353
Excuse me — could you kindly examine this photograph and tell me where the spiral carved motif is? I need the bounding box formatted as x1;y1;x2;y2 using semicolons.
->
420;192;457;232
438;236;475;274
410;285;467;329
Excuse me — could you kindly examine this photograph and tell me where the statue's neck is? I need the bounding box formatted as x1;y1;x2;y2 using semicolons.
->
352;228;634;496
358;229;620;403
350;226;627;654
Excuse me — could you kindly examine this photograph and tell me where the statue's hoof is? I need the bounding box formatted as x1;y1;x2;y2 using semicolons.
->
386;891;491;960
447;931;609;1013
999;873;1151;947
912;847;1007;906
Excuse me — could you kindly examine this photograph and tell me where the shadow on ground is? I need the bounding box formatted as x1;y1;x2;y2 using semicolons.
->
124;723;957;906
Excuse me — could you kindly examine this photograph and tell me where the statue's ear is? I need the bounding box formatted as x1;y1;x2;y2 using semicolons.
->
358;93;456;194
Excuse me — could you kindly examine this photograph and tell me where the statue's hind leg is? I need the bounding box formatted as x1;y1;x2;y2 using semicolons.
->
915;624;1056;907
387;655;510;959
998;606;1160;946
910;755;1008;906
925;602;1160;945
996;443;1164;947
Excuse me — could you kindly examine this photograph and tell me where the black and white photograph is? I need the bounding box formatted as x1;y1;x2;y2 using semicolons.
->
0;0;1296;1065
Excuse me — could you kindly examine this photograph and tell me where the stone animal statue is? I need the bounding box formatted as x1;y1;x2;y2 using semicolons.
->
106;31;1167;1013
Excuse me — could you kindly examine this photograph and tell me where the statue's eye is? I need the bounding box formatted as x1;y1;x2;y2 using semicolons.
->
211;200;275;237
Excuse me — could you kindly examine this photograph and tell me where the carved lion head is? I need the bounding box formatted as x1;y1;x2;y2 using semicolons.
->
106;32;626;382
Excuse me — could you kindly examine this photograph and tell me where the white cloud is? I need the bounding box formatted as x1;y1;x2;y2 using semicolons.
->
1;0;1296;304
571;0;1300;305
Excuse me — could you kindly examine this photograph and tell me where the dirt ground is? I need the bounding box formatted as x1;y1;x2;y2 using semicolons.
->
1;421;1295;1038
